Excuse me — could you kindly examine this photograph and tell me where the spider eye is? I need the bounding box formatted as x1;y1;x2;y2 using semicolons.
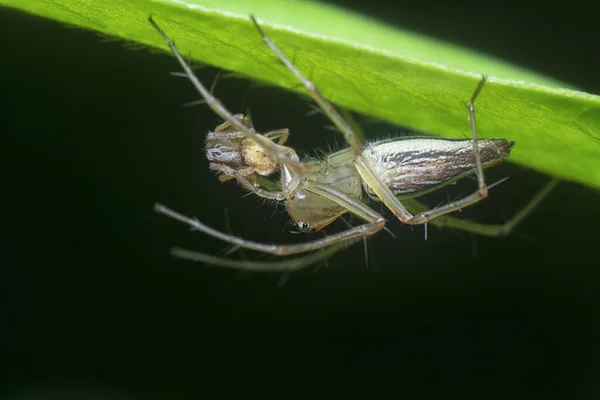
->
297;221;310;231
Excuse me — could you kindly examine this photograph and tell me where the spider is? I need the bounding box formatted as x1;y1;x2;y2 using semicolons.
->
149;16;558;272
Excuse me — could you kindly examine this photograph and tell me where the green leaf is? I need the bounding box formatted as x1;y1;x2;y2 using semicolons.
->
3;0;600;189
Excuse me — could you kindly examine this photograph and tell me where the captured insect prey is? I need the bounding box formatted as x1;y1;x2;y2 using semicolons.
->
149;15;559;272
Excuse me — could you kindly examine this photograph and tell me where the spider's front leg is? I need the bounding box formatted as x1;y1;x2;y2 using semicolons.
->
250;15;363;156
148;16;306;174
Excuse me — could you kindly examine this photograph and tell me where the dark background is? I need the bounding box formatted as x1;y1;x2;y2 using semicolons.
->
3;1;600;398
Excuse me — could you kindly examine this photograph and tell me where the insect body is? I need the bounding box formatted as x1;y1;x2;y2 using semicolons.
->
205;114;289;185
149;16;558;271
362;138;514;199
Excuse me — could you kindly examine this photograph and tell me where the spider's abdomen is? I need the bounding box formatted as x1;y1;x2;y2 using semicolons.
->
361;138;514;198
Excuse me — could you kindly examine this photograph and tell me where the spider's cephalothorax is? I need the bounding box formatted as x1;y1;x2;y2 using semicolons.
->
205;114;283;185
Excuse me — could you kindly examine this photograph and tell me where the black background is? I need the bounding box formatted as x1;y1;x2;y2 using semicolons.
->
3;1;600;398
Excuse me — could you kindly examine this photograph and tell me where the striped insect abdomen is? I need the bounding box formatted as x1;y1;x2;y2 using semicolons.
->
361;138;514;198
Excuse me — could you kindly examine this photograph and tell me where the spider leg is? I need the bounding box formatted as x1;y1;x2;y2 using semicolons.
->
149;16;307;174
250;15;363;155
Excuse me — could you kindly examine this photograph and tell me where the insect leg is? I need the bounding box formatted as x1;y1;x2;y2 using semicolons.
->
402;177;559;236
353;156;415;223
401;76;493;223
355;77;497;225
148;16;307;174
170;238;361;272
263;128;290;145
154;184;385;258
250;15;363;155
210;164;287;200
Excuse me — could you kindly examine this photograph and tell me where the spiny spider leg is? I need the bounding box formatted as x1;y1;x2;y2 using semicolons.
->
155;180;385;257
263;128;290;145
170;238;361;272
208;165;286;200
354;76;507;225
148;16;307;174
403;177;560;236
336;99;560;237
250;15;363;155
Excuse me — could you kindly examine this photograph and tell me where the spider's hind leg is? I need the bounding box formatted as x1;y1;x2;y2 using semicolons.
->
403;177;560;237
